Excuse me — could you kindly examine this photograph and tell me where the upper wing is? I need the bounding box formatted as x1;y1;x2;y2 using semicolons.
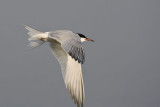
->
48;31;85;64
50;42;85;107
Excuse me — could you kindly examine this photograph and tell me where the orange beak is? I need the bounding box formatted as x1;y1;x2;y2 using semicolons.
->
86;38;94;42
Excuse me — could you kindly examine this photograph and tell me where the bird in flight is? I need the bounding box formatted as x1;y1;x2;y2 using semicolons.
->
25;26;94;107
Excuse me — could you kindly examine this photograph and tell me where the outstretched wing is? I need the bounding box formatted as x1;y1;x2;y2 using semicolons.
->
49;31;85;64
50;42;85;107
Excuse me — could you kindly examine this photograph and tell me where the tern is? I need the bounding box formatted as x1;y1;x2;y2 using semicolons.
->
25;26;94;107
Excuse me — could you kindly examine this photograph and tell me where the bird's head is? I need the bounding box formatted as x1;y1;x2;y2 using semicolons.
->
76;33;94;42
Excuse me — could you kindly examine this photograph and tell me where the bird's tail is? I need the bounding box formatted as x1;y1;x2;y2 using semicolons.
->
25;25;48;48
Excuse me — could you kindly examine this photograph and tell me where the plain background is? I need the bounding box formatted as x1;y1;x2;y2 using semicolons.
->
0;0;160;107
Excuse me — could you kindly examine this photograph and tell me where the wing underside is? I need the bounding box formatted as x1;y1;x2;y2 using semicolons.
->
50;42;85;107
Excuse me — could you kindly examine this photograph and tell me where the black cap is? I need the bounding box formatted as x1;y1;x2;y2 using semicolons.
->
76;33;86;38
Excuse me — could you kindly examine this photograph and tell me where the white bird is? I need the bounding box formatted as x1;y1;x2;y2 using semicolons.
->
25;26;94;107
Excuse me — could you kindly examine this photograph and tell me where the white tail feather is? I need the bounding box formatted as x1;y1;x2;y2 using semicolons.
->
25;25;42;36
25;25;48;48
29;41;44;49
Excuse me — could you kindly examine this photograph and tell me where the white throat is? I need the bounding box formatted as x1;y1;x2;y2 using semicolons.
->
80;38;86;42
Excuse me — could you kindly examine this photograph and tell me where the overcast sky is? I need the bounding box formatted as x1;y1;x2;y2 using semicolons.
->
0;0;160;107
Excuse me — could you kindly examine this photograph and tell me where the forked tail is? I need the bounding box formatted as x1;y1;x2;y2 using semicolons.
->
25;25;48;48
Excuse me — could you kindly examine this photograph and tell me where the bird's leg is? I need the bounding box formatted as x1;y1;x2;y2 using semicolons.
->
40;38;47;41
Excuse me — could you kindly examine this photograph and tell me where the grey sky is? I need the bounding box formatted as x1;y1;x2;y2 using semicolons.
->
0;0;160;107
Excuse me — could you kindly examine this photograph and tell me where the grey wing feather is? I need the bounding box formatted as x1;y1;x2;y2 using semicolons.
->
49;31;85;64
62;39;85;64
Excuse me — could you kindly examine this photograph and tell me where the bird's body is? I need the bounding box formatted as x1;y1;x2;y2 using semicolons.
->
25;26;94;107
